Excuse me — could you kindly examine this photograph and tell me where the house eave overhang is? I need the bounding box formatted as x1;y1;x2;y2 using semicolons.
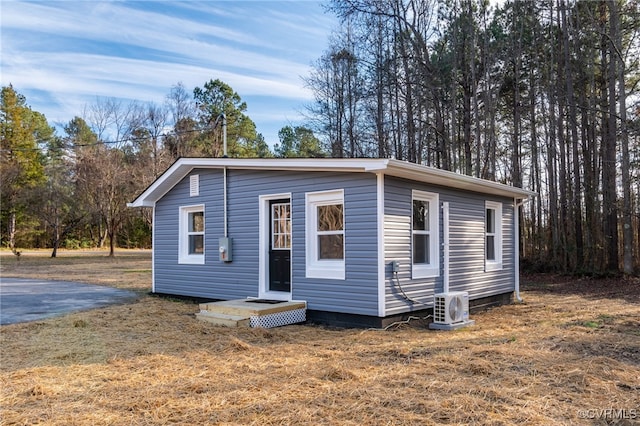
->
382;159;536;200
127;158;536;208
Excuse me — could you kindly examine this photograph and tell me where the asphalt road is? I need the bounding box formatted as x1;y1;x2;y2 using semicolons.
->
0;278;138;325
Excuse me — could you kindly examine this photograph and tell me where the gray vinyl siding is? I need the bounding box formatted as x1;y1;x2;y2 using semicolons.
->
153;168;379;315
154;169;255;300
383;176;515;316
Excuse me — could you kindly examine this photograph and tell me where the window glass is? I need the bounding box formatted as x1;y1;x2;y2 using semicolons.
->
317;204;343;231
413;199;429;231
486;208;496;261
189;235;204;254
486;208;494;234
272;203;291;249
413;234;430;264
319;234;343;259
190;211;204;233
317;204;344;260
188;211;204;254
412;198;431;265
486;235;495;260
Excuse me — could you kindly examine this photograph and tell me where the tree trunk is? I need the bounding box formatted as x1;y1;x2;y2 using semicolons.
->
8;209;17;253
51;215;59;258
557;84;570;271
400;40;417;163
529;68;542;257
611;0;634;275
544;83;560;267
463;78;473;176
108;228;116;257
560;0;584;270
511;48;522;188
603;0;619;272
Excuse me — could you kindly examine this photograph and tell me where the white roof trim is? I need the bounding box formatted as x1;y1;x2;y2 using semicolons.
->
128;158;535;208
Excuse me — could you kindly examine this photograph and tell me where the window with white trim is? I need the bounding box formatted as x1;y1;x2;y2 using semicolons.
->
412;190;440;278
306;189;345;280
485;201;503;271
179;205;205;264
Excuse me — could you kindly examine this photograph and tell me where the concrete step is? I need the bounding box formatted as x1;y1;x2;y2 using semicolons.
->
195;311;250;327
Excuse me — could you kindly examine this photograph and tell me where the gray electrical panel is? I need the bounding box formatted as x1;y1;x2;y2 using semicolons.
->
219;237;232;262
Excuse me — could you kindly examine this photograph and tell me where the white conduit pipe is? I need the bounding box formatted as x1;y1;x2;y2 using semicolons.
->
223;167;228;238
222;113;228;238
442;201;450;294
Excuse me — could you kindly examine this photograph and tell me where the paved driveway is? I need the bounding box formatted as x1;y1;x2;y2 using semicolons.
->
0;278;138;325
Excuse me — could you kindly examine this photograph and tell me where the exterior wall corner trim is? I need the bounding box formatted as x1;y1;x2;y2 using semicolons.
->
377;172;386;317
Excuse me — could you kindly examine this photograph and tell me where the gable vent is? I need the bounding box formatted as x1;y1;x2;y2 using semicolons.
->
190;174;199;197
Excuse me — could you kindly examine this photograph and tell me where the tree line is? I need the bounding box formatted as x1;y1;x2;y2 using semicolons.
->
304;0;639;275
1;0;638;276
1;80;324;257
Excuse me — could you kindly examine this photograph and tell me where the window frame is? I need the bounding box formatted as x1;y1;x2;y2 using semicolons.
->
485;201;503;271
305;189;345;280
411;190;440;279
178;204;205;265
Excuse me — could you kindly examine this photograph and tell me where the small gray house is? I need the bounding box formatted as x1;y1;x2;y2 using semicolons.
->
129;158;534;327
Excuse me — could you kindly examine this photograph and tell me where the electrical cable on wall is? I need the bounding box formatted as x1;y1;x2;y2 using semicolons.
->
393;270;425;305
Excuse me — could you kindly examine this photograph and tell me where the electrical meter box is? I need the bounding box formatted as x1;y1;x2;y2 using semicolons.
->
219;237;232;262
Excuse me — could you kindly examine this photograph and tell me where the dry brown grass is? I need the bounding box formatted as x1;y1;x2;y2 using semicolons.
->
1;251;639;425
0;249;152;293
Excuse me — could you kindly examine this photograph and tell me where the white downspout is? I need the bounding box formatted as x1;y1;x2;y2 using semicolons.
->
514;198;524;302
442;202;450;294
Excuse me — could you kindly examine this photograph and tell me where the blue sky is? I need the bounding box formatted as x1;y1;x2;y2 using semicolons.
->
1;1;337;146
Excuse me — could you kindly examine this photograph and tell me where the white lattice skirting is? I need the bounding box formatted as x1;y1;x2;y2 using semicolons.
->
250;308;306;328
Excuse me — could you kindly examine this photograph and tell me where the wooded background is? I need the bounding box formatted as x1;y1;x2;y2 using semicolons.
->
1;0;638;275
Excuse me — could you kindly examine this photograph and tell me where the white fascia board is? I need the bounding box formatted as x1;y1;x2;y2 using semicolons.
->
128;158;391;208
128;159;197;207
216;157;390;172
127;157;534;208
384;159;536;199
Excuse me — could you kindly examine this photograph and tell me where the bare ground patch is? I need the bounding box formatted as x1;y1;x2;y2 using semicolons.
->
1;253;639;425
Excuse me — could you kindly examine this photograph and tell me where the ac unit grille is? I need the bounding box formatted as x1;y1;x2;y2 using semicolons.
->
433;296;447;323
433;292;469;325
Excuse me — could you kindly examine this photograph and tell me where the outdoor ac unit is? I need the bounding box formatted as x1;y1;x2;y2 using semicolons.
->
432;291;470;326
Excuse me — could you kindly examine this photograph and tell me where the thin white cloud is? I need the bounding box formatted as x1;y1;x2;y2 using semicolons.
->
3;49;313;99
0;0;335;144
2;2;266;51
